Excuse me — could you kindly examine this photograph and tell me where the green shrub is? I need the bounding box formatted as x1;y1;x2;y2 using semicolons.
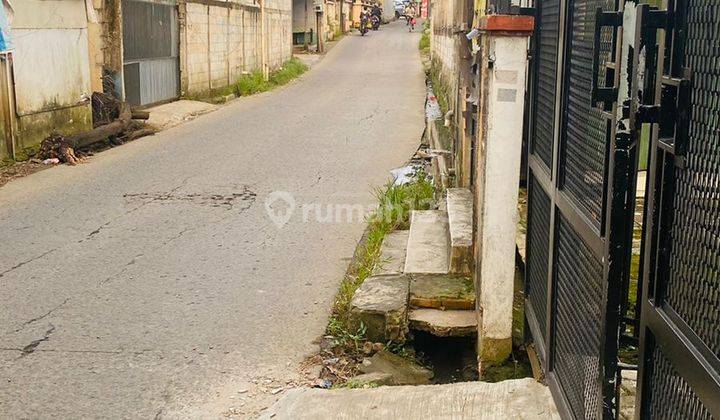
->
419;31;430;54
233;58;308;97
269;58;309;86
234;71;271;96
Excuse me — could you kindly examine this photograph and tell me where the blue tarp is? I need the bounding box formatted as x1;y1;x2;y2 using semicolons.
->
0;2;12;52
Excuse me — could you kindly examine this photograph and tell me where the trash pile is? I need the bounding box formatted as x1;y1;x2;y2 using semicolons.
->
301;334;434;390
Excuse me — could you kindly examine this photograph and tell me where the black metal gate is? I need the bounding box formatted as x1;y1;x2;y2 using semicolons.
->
632;0;720;416
524;0;633;416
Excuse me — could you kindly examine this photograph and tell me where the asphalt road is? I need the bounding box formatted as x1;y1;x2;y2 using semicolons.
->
0;22;425;418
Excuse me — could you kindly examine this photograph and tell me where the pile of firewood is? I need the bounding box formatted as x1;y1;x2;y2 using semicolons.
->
38;131;82;165
38;93;153;165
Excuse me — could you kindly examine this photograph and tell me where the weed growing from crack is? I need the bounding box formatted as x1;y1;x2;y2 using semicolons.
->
326;173;435;357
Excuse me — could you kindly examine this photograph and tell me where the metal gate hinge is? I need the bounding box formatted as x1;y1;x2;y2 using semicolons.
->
591;8;623;108
636;105;660;123
596;9;623;27
646;9;670;29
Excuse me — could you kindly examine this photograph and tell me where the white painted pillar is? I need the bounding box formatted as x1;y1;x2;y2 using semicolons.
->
473;15;533;367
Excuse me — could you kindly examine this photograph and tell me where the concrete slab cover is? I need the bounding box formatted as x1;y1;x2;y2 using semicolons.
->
260;378;560;419
350;275;410;313
404;210;450;274
409;308;477;337
409;274;475;310
446;188;473;248
358;350;433;385
373;230;410;276
348;275;410;341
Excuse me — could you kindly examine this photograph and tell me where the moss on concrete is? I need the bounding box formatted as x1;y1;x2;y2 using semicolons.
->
410;274;475;310
479;336;512;367
15;105;93;157
482;356;533;383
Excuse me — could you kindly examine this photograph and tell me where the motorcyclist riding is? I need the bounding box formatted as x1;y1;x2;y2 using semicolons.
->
359;7;371;35
371;4;382;30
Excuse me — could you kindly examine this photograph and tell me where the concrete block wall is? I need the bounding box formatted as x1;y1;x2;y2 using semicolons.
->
209;6;230;90
185;2;211;95
267;11;292;68
243;9;260;71
429;0;459;89
182;0;292;97
228;9;245;81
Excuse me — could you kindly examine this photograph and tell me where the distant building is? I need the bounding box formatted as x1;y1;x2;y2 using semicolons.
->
292;0;347;47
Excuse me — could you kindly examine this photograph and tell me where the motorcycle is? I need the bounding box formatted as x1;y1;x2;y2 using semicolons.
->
408;16;416;31
359;15;371;36
371;15;381;30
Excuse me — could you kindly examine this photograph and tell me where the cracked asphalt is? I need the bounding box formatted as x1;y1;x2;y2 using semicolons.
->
0;22;424;418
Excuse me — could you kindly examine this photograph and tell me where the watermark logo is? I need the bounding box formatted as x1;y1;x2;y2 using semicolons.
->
263;190;435;229
264;191;296;228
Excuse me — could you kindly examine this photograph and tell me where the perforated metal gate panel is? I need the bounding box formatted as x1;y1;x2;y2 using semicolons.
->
526;175;550;339
664;0;720;361
553;215;604;419
636;0;720;414
530;0;559;171
525;0;625;416
561;0;615;227
645;347;714;419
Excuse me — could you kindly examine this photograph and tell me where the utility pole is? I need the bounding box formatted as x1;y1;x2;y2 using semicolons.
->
314;0;324;53
260;0;269;80
339;0;344;34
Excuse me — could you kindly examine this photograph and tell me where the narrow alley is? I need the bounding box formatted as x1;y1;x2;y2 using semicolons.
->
0;22;425;418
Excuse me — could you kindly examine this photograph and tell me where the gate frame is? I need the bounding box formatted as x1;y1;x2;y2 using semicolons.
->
524;0;633;415
632;0;720;415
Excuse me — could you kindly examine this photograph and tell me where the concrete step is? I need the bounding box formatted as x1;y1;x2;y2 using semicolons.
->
409;274;475;310
408;308;477;337
348;275;410;342
403;210;450;274
446;188;473;274
260;379;559;419
373;230;410;276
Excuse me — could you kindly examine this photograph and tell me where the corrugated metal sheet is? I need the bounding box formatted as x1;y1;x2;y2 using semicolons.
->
123;0;179;106
139;58;179;105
